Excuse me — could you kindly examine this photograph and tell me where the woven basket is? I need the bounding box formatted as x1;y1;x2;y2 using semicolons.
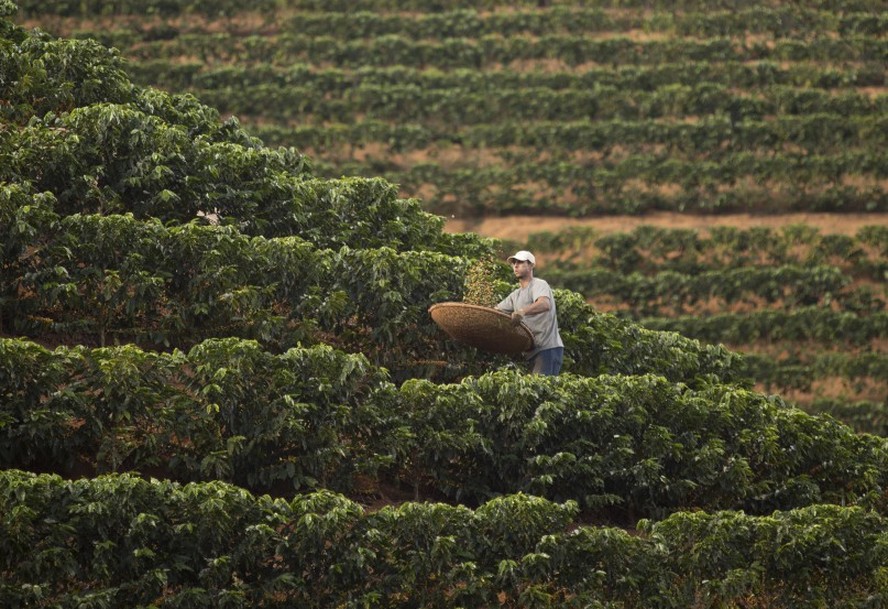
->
428;302;533;355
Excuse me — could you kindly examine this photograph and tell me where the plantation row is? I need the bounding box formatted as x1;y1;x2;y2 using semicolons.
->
49;8;888;41
278;8;888;39
743;352;885;393
279;0;881;11
1;184;746;386
252;114;888;158
130;61;887;97
3;471;886;609
14;0;881;16
124;33;886;68
635;318;887;397
3;337;886;517
522;224;887;278
546;265;879;314
187;82;888;126
640;308;887;347
319;155;885;216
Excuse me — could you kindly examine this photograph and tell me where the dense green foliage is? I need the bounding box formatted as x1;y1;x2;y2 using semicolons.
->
0;181;746;383
2;470;886;609
4;337;883;517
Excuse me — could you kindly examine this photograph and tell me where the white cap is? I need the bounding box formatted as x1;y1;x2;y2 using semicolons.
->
507;250;535;265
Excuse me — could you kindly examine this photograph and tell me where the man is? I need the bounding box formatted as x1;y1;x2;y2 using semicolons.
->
496;250;564;375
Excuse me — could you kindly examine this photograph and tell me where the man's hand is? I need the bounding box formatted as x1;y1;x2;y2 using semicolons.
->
510;310;525;326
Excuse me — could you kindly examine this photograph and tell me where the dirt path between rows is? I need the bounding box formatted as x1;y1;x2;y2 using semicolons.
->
445;212;888;242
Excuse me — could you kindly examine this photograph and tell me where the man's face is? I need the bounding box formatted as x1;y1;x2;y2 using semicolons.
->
510;259;532;279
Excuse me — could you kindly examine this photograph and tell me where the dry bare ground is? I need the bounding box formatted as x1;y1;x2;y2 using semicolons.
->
445;212;888;242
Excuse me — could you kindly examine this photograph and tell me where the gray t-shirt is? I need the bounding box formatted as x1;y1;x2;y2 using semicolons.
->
496;277;564;359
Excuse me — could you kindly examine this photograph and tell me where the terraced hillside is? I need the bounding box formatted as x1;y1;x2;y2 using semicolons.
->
2;1;887;607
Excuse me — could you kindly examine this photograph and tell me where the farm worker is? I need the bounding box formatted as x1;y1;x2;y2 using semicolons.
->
496;250;564;375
